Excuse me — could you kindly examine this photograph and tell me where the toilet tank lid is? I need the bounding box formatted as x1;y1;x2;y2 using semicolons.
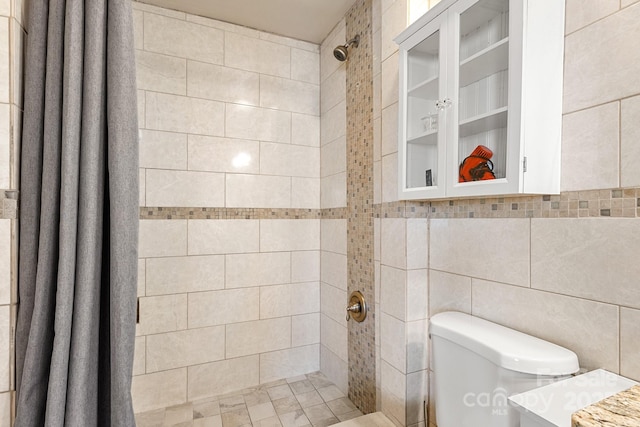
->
430;312;579;375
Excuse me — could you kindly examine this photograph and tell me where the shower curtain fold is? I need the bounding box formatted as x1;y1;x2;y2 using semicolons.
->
14;0;139;425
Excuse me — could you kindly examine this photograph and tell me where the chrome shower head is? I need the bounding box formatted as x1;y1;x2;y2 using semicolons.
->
333;35;360;62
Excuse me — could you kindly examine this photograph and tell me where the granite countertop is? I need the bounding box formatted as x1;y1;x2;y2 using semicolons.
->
572;385;640;426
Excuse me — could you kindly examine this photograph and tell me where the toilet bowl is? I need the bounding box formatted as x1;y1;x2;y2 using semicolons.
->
430;312;579;427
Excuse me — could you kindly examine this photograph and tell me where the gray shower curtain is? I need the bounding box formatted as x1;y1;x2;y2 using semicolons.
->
14;0;139;425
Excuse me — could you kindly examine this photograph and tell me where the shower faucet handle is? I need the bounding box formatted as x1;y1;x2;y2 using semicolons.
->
345;291;367;322
346;302;361;321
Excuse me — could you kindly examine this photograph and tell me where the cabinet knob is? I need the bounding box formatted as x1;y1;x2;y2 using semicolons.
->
436;98;452;110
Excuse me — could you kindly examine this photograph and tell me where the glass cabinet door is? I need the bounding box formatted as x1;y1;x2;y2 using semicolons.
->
401;15;447;198
449;0;512;195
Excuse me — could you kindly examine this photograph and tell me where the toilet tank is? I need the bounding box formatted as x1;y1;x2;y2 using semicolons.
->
430;312;579;427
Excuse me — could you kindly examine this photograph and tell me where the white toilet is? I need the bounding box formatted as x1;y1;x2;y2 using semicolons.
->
430;311;579;427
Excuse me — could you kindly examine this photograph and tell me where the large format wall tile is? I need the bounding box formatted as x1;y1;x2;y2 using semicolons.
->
321;251;347;291
621;94;640;187
321;314;348;362
226;317;291;358
225;104;291;143
430;219;530;287
531;218;640;309
429;270;472;316
561;102;619;191
321;67;346;115
0;391;10;427
292;113;320;147
0;220;9;305
291;177;320;209
146;326;225;372
320;344;348;394
260;344;320;384
137;294;187;336
321;136;347;178
144;13;223;64
381;360;406;427
188;220;259;255
406;269;428;322
321;173;347;208
188;135;259;174
321;219;347;255
260;142;320;178
381;218;406;269
292;314;320;347
187;61;259;105
146;255;224;295
407;219;428;270
188;356;259;401
0;305;8;391
620;308;640;381
139;220;187;258
226;252;291;288
472;279;619;372
563;3;640;113
145;169;225;207
291;48;320;84
226;174;291;208
188;288;259;328
132;368;187;413
145;92;224;136
224;32;291;78
380;265;406;321
139;130;187;170
321;282;348;326
565;0;619;34
135;50;186;95
260;75;320;116
0;18;8;104
260;219;320;252
0;104;9;188
321;101;346;145
292;251;320;283
381;312;406;373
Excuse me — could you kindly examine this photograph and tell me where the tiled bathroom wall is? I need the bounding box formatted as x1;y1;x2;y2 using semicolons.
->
375;1;640;427
0;0;25;424
132;2;323;413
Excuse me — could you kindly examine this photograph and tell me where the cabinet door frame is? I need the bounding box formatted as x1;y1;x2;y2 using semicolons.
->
397;12;449;200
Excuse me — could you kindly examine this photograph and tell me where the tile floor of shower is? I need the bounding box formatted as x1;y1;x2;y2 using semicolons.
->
135;371;364;427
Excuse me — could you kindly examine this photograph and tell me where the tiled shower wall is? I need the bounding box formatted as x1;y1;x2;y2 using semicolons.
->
132;2;323;413
375;1;640;427
0;0;25;424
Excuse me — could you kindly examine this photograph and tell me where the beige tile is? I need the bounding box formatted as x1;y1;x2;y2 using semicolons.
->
623;0;640;7
261;32;318;52
133;336;145;376
131;368;187;414
225;32;290;78
279;282;318;316
144;13;223;64
137;294;187;336
0;305;8;391
188;135;259;174
320;173;347;209
226;174;291;208
374;160;381;205
10;106;20;189
188;355;259;401
291;113;320;147
139;130;187;170
620;307;640;382
137;90;145;128
186;13;259;37
429;270;471;316
139;168;145;206
146;326;225;372
0;0;8;16
225;104;291;144
139;220;187;258
320;251;347;291
381;152;398;203
407;269;428;322
320;314;347;362
381;0;407;61
260;284;292;319
430;218;530;287
320;101;346;146
291;177;320;209
0;391;9;427
380;360;406;426
291;47;320;84
321;219;347;255
321;136;347;178
406;370;428;425
0;220;9;305
472;279;619;372
406;320;428;373
561;102;619;191
0;18;8;104
188;288;259;328
381;218;406;269
146;255;224;295
563;4;640;113
374;218;381;262
135;50;186;95
381;266;406;320
621;94;640;186
0;104;9;188
260;219;320;252
321;66;345;115
145;169;225;207
532;218;640;309
188;220;259;255
565;0;619;34
260;142;320;178
248;402;276;423
320;345;348;393
226;317;291;358
132;9;143;50
137;259;145;297
381;54;398;110
321;282;348;327
132;1;186;18
11;22;25;108
187;61;259;105
145;92;224;136
226;252;290;288
407;219;428;270
260;344;320;384
292;314;320;347
381;312;406;373
320;20;345;83
260;75;319;116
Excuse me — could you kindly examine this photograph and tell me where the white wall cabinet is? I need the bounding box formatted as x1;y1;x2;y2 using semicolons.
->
395;0;565;200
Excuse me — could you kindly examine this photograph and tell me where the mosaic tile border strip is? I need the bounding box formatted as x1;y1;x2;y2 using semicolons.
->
140;207;323;220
